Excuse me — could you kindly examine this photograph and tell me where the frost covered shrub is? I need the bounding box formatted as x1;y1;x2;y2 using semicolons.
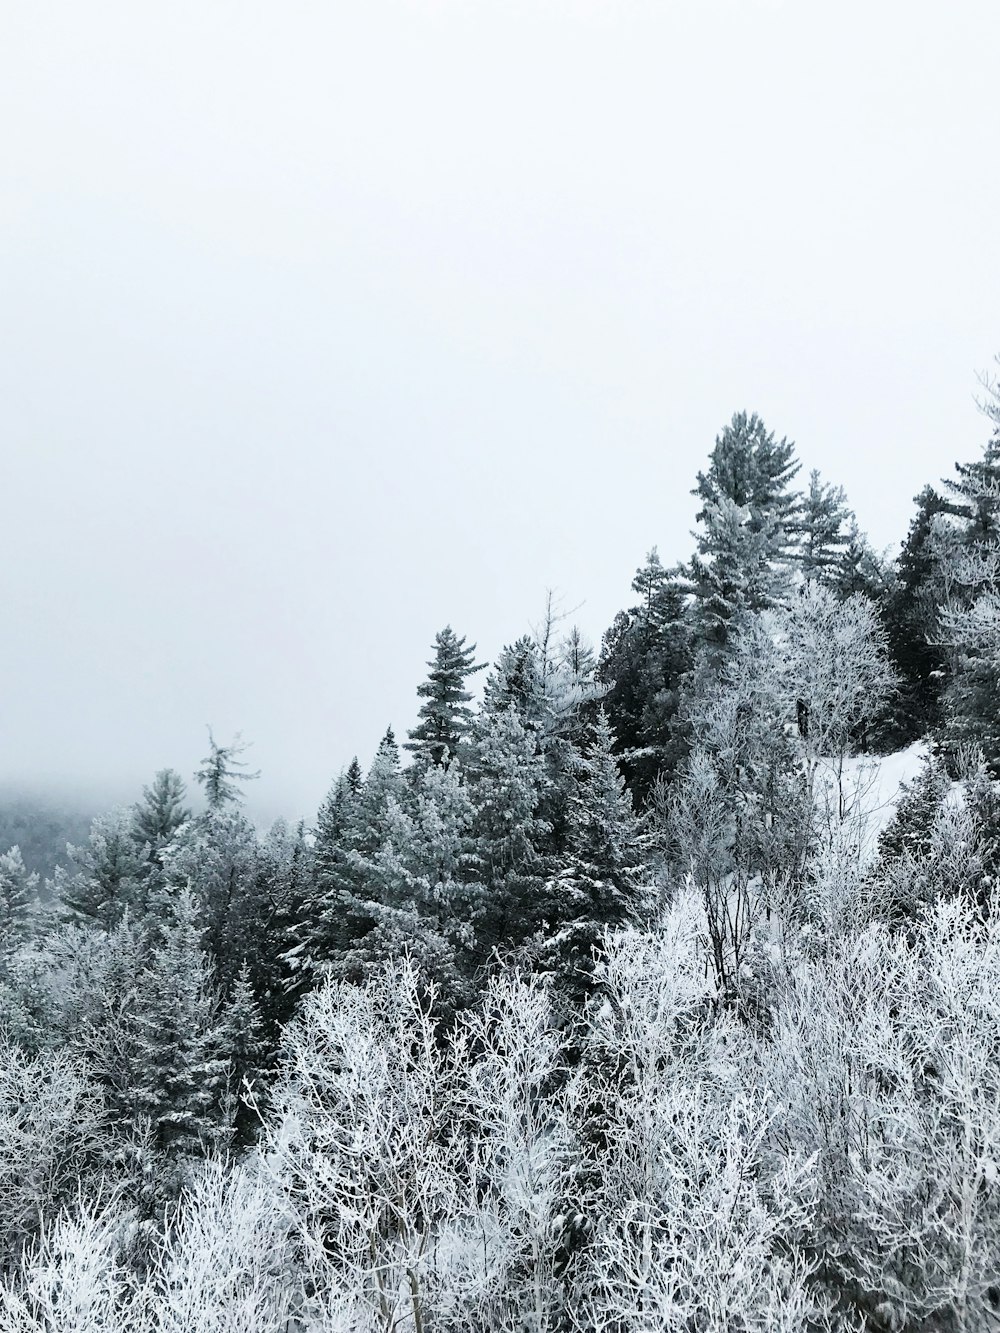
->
561;900;825;1333
259;959;464;1332
0;1037;106;1264
769;893;1000;1331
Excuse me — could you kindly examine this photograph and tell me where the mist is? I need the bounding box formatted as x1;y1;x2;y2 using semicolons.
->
2;0;998;821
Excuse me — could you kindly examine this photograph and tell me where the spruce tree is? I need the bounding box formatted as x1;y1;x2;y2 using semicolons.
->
218;960;266;1148
231;817;313;1037
539;711;647;1009
162;807;260;979
469;705;550;957
597;552;693;802
133;889;231;1164
881;486;951;743
313;728;410;974
345;764;481;1006
405;626;486;769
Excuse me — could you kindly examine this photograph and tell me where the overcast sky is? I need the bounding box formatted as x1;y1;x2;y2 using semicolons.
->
2;0;998;821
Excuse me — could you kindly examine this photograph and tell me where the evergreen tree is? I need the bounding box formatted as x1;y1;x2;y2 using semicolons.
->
344;764;481;1006
405;626;486;769
539;711;648;1010
834;520;891;602
132;768;190;894
688;496;781;652
881;486;951;743
58;808;150;929
230;818;313;1037
935;400;1000;767
307;729;411;974
0;847;38;950
132;769;190;851
133;889;231;1164
469;706;550;958
481;636;545;729
194;730;260;810
596;552;693;804
943;427;1000;546
162;807;260;979
218;960;266;1149
693;411;801;547
284;769;360;987
687;412;801;653
797;469;853;585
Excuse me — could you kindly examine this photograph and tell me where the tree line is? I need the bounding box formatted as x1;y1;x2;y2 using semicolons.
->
1;366;1000;1330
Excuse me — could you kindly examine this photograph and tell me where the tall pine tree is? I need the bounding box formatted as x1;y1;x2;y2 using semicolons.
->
405;627;485;769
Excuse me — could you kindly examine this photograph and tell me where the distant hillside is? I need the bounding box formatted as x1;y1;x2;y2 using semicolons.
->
0;788;95;881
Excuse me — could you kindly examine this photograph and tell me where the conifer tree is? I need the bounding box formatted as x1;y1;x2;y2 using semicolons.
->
218;960;266;1148
283;769;360;989
797;469;853;585
405;626;485;769
162;807;260;978
194;730;260;810
597;551;692;802
133;889;230;1164
934;395;1000;767
309;728;411;974
230;817;313;1035
132;768;190;895
0;847;38;949
693;410;801;546
687;413;800;653
834;520;891;601
481;636;545;729
133;769;190;851
539;711;648;1009
469;706;550;957
344;764;481;1005
881;486;951;743
59;808;150;929
943;426;1000;546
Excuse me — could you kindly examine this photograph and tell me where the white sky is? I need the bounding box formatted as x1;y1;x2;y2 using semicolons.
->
2;0;998;820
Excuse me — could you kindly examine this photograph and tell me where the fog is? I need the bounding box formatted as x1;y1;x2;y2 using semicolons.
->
2;0;998;822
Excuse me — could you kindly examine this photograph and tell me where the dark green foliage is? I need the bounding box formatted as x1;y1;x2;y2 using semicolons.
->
405;626;486;769
538;711;648;1010
875;752;951;873
133;889;231;1163
686;412;801;654
693;410;801;536
880;487;951;745
219;960;266;1148
481;635;545;729
231;818;314;1039
597;550;693;804
133;769;189;851
796;469;853;585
